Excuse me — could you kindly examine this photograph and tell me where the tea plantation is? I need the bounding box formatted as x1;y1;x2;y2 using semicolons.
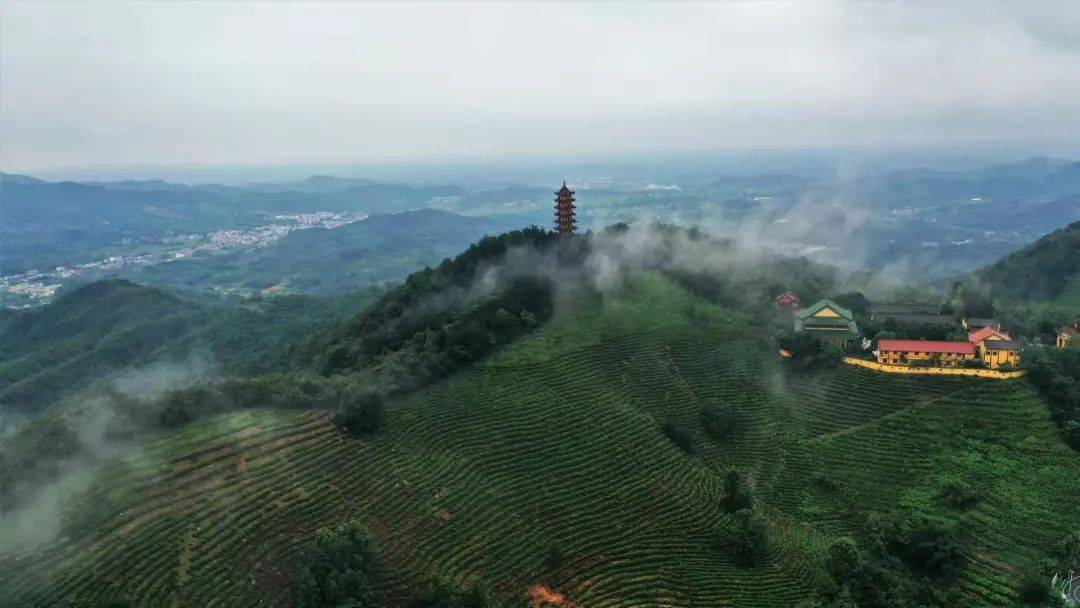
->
2;273;1077;607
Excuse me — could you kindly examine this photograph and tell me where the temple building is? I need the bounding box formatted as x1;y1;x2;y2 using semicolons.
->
1058;323;1080;349
870;303;954;328
776;292;800;314
794;299;860;342
554;181;577;234
873;327;1022;370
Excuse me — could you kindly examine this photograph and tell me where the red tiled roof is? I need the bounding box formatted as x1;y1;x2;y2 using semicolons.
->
968;327;1011;343
878;339;976;355
776;292;799;303
1061;325;1080;337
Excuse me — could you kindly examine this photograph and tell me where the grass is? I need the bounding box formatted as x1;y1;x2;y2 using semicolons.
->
2;272;1078;607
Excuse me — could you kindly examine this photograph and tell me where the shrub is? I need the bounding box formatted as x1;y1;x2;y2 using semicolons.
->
892;522;964;580
714;509;769;567
812;472;840;493
1017;572;1050;605
941;479;981;509
662;422;695;454
826;537;862;583
1056;532;1080;571
417;577;488;608
334;390;387;436
720;470;752;514
700;405;739;440
543;546;567;571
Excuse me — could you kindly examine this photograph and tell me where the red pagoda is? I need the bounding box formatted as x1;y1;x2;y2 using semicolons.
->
776;292;800;314
554;181;576;234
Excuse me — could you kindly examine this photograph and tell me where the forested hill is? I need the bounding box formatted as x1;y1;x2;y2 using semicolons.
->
977;219;1080;303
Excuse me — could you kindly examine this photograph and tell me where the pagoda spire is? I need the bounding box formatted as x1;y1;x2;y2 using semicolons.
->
554;180;576;234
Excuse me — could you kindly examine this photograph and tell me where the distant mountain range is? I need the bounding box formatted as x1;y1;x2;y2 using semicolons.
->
0;173;481;276
5;155;1080;290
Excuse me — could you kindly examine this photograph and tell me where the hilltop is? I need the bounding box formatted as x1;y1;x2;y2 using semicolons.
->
2;231;1078;607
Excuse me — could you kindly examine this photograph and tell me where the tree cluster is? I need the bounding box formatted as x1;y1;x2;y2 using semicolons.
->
292;520;378;608
774;330;842;369
713;471;768;567
714;509;769;567
818;513;970;608
313;228;566;393
1025;346;1080;449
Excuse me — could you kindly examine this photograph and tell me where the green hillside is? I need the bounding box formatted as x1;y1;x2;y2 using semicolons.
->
2;272;1076;608
979;219;1080;305
0;280;376;412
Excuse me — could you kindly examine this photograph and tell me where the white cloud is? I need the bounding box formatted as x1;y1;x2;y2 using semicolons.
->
2;1;1079;171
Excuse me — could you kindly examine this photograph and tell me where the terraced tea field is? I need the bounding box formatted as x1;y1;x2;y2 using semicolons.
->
2;273;1078;607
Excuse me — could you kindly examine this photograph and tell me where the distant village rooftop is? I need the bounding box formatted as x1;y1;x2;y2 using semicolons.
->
876;313;955;327
870;303;938;317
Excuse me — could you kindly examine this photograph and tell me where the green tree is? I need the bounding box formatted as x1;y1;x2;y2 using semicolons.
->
714;509;769;567
334;390;387;436
826;537;862;583
700;404;739;440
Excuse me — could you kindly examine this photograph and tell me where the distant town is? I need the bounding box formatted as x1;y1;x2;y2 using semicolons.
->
0;211;366;308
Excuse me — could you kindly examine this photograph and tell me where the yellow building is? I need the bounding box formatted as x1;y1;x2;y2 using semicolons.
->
876;339;976;368
968;327;1022;369
982;341;1022;369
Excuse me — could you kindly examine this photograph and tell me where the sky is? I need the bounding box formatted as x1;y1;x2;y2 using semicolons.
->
3;1;1080;173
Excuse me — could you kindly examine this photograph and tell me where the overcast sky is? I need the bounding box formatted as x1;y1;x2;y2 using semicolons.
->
3;1;1080;173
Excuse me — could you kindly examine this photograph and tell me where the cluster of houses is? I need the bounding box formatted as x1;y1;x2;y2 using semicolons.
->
775;292;1059;371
